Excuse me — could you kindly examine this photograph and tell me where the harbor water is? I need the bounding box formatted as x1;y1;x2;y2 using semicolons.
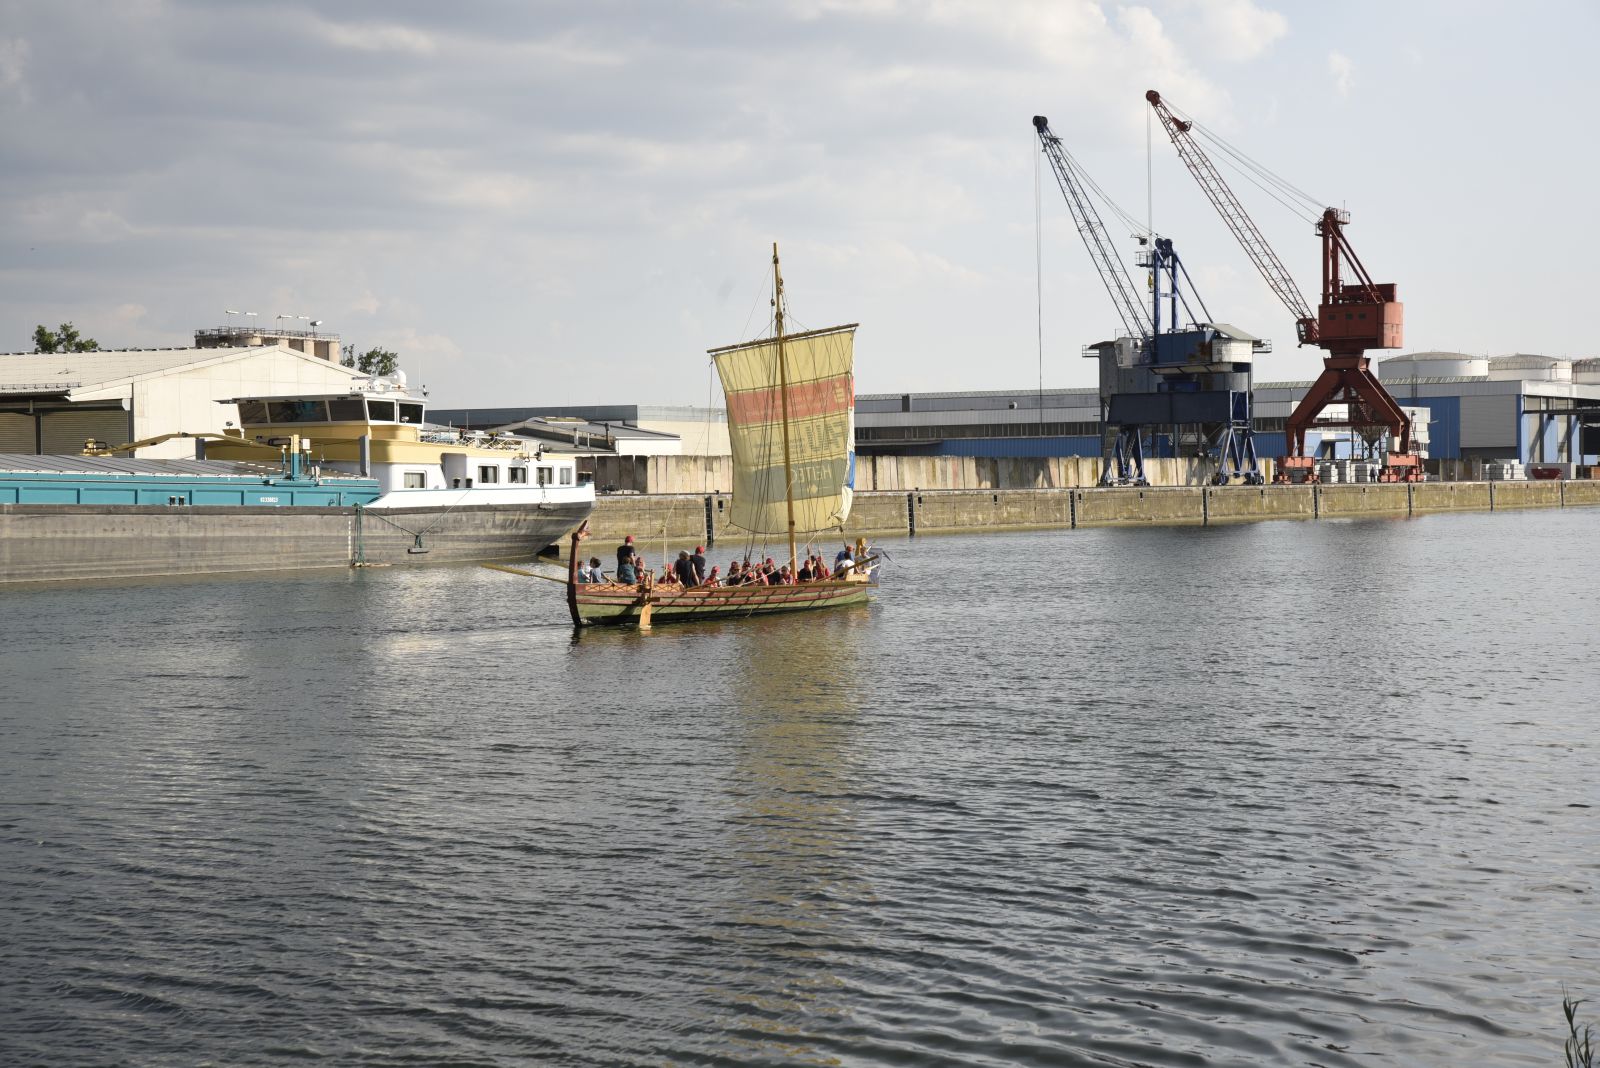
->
2;508;1597;1066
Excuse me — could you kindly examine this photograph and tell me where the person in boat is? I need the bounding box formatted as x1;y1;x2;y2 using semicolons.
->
835;542;853;568
589;557;605;583
797;557;814;582
690;545;707;585
616;535;638;584
673;549;697;587
704;566;721;587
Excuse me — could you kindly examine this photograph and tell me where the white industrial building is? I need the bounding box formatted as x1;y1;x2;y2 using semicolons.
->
0;344;366;459
429;404;731;457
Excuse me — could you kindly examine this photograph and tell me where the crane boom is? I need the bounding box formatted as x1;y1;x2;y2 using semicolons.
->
1032;116;1152;344
1146;91;1316;343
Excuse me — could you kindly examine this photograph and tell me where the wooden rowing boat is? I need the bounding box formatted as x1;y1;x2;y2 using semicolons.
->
566;243;878;628
563;525;873;628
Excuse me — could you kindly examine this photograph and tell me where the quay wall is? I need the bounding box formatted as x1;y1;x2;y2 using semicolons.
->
589;454;1256;494
590;453;1600;498
585;480;1600;546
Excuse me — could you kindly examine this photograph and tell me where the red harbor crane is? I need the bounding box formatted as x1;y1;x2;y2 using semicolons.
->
1146;90;1422;482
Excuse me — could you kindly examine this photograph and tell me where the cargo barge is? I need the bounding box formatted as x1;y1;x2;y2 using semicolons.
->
0;381;594;585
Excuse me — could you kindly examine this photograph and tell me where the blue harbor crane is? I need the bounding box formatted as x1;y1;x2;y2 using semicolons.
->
1033;115;1265;485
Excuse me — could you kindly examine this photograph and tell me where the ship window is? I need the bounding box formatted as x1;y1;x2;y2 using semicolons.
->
398;402;424;425
404;471;427;489
267;400;328;423
477;465;500;484
537;467;553;486
560;469;573;485
328;398;366;421
508;467;529;484
236;400;269;424
367;400;397;421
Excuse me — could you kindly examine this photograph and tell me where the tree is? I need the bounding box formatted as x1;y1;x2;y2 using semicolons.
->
355;347;399;376
340;343;356;368
33;322;99;353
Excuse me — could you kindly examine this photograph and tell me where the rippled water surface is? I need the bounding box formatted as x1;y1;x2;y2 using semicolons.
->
3;509;1598;1066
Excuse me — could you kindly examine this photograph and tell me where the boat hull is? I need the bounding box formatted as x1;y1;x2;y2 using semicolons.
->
573;579;874;626
0;500;593;585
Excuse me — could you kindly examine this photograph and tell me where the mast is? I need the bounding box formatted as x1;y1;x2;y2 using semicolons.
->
772;242;799;575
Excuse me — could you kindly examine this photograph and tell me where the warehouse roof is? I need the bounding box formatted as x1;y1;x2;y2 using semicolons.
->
0;345;364;394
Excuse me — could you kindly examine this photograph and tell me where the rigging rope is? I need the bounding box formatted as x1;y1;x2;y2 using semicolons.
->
1060;144;1149;238
1159;96;1325;222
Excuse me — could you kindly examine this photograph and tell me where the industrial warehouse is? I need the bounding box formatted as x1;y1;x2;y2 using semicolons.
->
857;351;1600;478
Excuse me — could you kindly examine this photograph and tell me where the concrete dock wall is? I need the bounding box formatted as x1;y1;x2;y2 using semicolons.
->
591;453;1274;494
1206;486;1317;522
1412;482;1492;511
1316;484;1410;516
585;479;1600;545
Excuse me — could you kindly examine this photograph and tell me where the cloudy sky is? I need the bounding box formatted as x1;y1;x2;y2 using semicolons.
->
2;1;1592;406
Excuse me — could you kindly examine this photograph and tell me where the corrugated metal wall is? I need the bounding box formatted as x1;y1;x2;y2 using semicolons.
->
40;410;131;455
1252;432;1287;459
0;413;35;453
1460;394;1517;449
1397;397;1460;459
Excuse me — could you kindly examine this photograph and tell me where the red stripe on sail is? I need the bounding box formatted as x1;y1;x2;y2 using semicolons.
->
727;374;854;427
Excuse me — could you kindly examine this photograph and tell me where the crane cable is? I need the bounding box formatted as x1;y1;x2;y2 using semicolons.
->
1057;144;1149;240
1159;97;1325;223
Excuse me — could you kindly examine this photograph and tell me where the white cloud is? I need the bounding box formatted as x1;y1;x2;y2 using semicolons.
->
1329;50;1354;97
110;303;148;329
307;16;437;56
0;36;30;102
1188;0;1287;61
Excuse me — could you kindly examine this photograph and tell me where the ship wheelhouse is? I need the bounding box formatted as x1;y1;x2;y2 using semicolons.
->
213;385;585;497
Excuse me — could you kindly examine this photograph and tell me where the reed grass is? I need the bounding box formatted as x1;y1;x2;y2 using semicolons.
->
1567;993;1595;1068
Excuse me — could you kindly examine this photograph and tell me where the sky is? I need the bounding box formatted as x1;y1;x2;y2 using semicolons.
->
2;0;1595;407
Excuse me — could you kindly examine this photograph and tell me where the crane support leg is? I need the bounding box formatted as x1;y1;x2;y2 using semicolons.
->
1282;355;1423;482
1100;426;1149;486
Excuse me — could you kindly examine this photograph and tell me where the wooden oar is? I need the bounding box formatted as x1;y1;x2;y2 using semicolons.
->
638;597;654;630
480;562;569;584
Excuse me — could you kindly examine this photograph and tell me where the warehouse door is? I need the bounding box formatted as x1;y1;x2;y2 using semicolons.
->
0;413;36;453
40;409;129;454
1458;395;1516;450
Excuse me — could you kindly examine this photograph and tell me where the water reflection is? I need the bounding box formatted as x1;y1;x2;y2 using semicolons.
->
701;610;874;1063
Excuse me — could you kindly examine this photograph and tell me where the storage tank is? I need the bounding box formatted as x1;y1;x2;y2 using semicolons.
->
1486;354;1571;382
1571;357;1600;384
1377;351;1488;380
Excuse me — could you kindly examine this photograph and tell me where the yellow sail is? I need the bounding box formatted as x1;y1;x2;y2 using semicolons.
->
710;323;857;535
